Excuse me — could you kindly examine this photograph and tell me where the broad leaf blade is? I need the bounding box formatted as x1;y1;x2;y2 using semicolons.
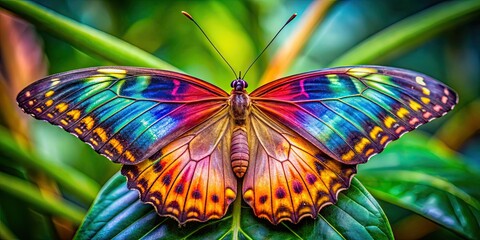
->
358;133;480;239
76;175;393;239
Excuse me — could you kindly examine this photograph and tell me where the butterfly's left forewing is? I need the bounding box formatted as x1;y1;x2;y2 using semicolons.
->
17;67;229;164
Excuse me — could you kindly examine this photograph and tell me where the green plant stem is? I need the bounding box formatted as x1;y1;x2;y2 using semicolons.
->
330;1;480;66
0;126;99;203
0;220;17;240
0;1;178;70
231;182;243;240
0;172;85;224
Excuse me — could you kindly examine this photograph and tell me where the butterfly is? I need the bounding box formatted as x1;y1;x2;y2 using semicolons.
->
17;65;457;224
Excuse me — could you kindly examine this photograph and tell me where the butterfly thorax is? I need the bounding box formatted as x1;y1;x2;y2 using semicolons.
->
229;79;250;125
229;79;251;178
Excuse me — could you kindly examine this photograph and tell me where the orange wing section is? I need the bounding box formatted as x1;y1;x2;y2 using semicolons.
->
121;109;237;224
242;107;357;224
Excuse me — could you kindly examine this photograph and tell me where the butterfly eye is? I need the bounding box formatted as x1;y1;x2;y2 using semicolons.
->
230;81;235;88
244;81;248;88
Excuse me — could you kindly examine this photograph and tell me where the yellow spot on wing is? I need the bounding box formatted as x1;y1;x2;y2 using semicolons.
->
366;148;375;156
47;113;54;119
384;116;396;128
45;99;53;107
396;107;409;118
326;74;339;81
187;211;199;218
342;150;355;161
55;103;68;113
25;91;31;97
422;87;430;95
67;110;81;120
421;97;430;104
243;189;253;202
45;90;54;97
354;138;371;153
124;150;135;162
109;138;124;153
74;128;83;135
369;126;383;140
225;188;236;200
136;181;146;193
93;128;108;142
415;76;426;86
149;194;161;205
89;138;99;146
60;119;68;125
81;116;95;130
35;108;42;113
380;136;389;145
347;67;378;78
97;68;127;79
409;100;422;111
104;149;113;157
97;68;127;74
28;100;34;106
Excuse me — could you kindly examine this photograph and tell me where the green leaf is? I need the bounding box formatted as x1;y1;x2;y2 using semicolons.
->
330;1;480;66
0;1;178;70
358;133;480;239
76;174;393;239
0;172;85;224
0;219;17;240
0;126;100;203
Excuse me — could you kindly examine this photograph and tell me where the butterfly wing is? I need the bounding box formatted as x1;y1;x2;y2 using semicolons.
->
18;66;237;223
17;67;229;164
121;109;238;223
243;108;357;224
250;66;458;165
244;66;457;223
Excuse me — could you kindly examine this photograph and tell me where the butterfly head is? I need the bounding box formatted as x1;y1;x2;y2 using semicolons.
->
231;79;248;92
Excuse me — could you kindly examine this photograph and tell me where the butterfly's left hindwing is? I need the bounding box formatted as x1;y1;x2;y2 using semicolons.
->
250;66;458;165
17;67;229;164
121;109;237;223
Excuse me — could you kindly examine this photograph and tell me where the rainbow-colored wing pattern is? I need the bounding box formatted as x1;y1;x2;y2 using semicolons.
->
121;110;237;223
251;66;457;164
243;109;357;224
17;65;458;225
16;67;240;223
17;67;229;164
244;66;457;223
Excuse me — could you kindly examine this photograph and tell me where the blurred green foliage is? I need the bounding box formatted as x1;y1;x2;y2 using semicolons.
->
0;0;479;239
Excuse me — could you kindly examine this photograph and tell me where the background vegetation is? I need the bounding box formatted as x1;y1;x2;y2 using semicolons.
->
0;0;479;239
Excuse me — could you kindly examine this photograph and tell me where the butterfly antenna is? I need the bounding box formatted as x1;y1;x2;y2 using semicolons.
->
182;11;238;79
242;13;297;79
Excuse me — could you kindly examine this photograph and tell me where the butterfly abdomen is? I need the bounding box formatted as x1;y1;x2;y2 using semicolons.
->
231;126;249;178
